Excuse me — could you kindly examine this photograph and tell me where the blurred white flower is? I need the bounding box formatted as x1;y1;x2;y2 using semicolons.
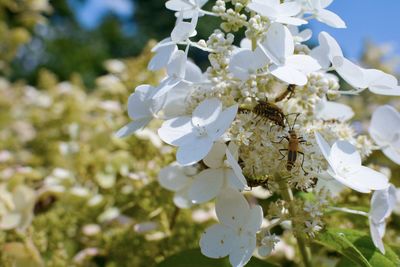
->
369;105;400;164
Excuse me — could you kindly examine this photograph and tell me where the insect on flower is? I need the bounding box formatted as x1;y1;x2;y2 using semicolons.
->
274;84;296;103
239;100;286;128
274;113;308;175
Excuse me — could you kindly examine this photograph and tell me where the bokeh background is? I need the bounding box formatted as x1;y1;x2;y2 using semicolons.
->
1;1;399;267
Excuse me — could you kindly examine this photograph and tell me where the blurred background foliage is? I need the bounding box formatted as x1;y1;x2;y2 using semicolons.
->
8;0;219;88
0;1;400;266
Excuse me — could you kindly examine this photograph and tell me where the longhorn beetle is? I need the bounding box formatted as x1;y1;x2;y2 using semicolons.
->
274;113;308;175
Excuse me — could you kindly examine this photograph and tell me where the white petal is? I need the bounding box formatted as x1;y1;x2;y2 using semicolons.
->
369;218;385;254
203;142;226;169
188;168;224;203
158;164;189;192
171;13;198;42
216;188;250;228
314;132;331;164
152;77;181;99
327;170;371;193
328;140;361;172
275;16;307;26
260;23;294;65
258;245;273;257
316;9;346;28
185;60;203;83
115;119;151;138
244;205;263;235
310;32;341;69
229;236;256;267
148;42;178;71
270;65;307;86
200;224;236;259
344;166;389;192
167;50;187;79
369;105;400;145
166;0;193;11
297;29;312;42
363;69;400;96
158;116;195;146
207;104;238;140
332;56;367;89
321;32;343;62
247;2;277;18
192;98;222;128
226;169;246;191
176;137;214;166
315;100;354;121
174;187;194;208
285;55;321;73
370;185;397;222
382;146;400;165
127;85;153;119
320;0;334;8
226;149;247;189
229;49;268;81
278;2;301;17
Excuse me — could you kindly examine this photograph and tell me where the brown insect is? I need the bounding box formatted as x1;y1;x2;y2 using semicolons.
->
275;84;296;103
274;113;308;175
253;100;286;127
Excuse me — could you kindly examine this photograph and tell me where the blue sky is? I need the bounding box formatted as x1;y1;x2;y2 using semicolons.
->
309;0;400;59
70;0;400;59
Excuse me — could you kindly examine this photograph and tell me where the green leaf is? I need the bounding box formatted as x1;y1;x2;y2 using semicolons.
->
156;248;279;267
315;228;400;267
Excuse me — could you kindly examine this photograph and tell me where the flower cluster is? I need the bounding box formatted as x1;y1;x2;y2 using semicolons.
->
118;1;400;266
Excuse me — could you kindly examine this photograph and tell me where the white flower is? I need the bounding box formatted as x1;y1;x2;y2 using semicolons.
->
188;142;248;203
247;0;307;26
0;185;36;231
115;85;164;138
369;185;397;254
229;48;268;81
158;98;238;166
258;233;279;257
166;0;208;19
152;50;188;99
303;0;346;28
369;105;400;165
311;32;400;95
315;132;389;193
171;12;198;43
314;98;354;122
288;25;312;43
258;23;320;86
200;188;263;267
158;162;198;208
148;38;178;71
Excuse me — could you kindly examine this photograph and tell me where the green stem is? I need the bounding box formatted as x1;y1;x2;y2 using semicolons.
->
276;173;312;267
251;37;257;51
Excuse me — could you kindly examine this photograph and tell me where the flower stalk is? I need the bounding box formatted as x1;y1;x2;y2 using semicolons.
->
276;173;312;267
